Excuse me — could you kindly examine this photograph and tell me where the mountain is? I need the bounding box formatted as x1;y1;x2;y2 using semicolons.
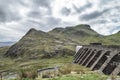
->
5;28;76;58
104;31;120;45
50;24;98;36
49;24;102;44
0;46;9;58
0;42;15;47
4;24;120;58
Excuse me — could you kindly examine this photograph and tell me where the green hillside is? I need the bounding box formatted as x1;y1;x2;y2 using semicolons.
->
0;47;9;57
49;24;104;44
104;31;120;45
5;28;76;58
4;24;120;58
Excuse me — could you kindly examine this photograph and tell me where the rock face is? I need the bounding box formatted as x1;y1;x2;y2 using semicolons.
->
4;24;120;58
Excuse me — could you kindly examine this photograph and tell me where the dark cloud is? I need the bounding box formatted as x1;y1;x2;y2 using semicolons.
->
73;2;92;13
32;0;52;8
46;17;61;26
0;0;22;23
97;20;108;24
22;16;62;31
90;19;108;24
112;19;119;23
27;20;42;25
61;7;71;16
0;0;53;23
27;10;42;18
80;9;109;21
0;9;6;22
0;7;21;23
100;0;113;5
28;0;52;17
43;17;62;31
26;20;45;28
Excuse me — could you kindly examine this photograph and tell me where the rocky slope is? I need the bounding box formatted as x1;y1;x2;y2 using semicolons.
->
49;24;102;44
5;28;76;58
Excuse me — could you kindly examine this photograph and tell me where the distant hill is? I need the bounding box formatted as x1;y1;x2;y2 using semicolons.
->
4;24;120;58
104;31;120;45
0;42;15;47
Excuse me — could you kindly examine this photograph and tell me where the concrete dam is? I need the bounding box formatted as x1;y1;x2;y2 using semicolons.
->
73;44;120;75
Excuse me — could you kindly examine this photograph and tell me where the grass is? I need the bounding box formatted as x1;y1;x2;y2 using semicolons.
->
0;56;73;80
44;74;107;80
1;57;120;80
18;68;37;80
0;56;73;72
37;64;108;80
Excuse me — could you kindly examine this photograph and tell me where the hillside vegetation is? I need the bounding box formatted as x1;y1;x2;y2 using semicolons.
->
3;24;120;59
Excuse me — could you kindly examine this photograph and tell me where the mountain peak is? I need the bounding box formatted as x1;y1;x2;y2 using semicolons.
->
76;24;90;27
49;27;64;33
25;28;46;36
26;28;37;35
29;28;36;31
74;24;91;29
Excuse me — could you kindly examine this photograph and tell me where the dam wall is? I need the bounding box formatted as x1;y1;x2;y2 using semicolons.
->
73;44;120;75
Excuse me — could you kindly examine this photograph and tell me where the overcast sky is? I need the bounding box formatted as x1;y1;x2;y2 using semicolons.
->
0;0;120;42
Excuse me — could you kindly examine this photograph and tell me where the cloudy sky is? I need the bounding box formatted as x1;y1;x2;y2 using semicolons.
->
0;0;120;42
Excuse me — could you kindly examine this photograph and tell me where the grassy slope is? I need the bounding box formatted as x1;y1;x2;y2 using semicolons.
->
44;74;108;80
5;28;76;58
37;64;109;80
49;24;120;45
4;24;120;59
105;32;120;45
49;24;105;45
0;56;73;72
0;47;9;56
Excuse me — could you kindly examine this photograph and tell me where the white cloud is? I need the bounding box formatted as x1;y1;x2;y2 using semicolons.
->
51;0;87;22
0;0;120;42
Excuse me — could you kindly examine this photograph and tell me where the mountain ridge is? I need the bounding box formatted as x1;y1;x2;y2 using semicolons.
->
4;24;120;58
